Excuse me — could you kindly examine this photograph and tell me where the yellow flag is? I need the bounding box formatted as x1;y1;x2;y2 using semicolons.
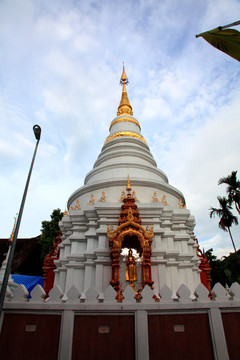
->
196;27;240;61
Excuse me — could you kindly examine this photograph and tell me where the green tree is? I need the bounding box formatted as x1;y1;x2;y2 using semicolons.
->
39;208;63;259
205;248;228;287
209;196;238;253
205;248;240;287
223;252;240;285
218;170;240;215
205;248;217;263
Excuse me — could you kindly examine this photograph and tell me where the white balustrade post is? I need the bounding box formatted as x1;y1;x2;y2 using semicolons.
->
135;310;149;360
209;308;229;360
58;310;74;360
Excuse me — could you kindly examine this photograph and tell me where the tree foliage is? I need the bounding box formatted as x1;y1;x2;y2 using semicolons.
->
39;208;63;259
218;170;240;215
209;196;238;230
205;248;240;287
209;196;238;252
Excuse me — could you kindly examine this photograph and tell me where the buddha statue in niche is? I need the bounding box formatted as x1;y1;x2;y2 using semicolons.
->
125;249;137;286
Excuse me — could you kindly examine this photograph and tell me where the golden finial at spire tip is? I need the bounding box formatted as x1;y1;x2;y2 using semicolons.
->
117;64;133;116
120;62;129;85
126;174;132;192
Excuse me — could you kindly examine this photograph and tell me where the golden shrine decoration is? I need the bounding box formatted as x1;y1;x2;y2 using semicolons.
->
162;195;168;205
120;190;126;201
89;194;95;205
107;179;154;301
63;209;69;216
178;198;186;208
104;131;147;144
70;199;80;210
98;191;106;202
9;213;18;243
152;192;158;202
132;190;138;201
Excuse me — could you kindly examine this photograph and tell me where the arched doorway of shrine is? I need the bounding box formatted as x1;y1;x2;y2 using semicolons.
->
107;222;154;301
120;234;142;293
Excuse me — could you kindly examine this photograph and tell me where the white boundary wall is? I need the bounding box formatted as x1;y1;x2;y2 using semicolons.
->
1;281;240;360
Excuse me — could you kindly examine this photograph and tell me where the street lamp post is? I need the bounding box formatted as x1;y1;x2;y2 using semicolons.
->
0;125;41;320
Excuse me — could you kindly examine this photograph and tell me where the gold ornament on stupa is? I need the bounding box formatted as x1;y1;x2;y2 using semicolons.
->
117;63;133;116
9;213;18;243
105;64;147;145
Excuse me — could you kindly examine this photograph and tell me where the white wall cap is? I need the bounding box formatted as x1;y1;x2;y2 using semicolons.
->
48;285;64;302
66;285;81;302
159;284;173;301
123;285;136;302
11;284;29;303
30;285;46;302
211;283;228;301
141;285;154;303
104;285;117;302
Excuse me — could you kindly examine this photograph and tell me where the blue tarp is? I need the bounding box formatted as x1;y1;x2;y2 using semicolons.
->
11;275;44;296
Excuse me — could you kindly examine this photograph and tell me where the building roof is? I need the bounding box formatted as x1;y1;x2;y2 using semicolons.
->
0;236;43;275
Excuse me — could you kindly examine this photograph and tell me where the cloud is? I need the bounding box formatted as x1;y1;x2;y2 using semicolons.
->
149;89;240;256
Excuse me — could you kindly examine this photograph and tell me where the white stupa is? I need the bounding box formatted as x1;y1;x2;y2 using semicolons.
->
54;66;200;299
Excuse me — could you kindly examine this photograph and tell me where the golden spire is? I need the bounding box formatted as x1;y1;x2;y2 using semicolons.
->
120;63;128;84
126;174;132;193
117;63;133;116
9;213;18;243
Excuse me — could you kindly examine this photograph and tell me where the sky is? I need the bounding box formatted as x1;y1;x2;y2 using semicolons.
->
0;0;240;258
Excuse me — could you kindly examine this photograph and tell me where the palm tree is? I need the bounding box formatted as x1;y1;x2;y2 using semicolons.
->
209;196;238;253
218;171;240;215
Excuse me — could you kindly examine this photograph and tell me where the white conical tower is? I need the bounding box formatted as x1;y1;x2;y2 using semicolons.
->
55;66;200;298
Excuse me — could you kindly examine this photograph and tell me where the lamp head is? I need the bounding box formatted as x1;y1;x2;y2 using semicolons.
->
33;125;41;140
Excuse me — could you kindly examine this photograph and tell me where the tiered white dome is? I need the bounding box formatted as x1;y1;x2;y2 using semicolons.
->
68;66;185;209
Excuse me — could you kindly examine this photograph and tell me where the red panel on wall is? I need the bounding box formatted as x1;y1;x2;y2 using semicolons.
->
0;313;61;360
148;313;214;360
222;312;240;360
72;314;135;360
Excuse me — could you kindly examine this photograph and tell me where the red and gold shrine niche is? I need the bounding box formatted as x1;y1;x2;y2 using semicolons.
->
42;231;62;298
195;235;211;295
107;178;154;301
